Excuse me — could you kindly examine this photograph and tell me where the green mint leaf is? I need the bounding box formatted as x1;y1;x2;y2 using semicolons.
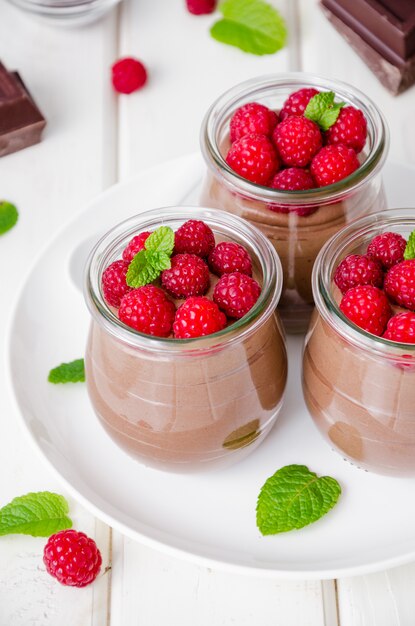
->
146;251;172;273
304;92;345;131
0;201;18;235
145;226;175;255
0;492;72;537
404;231;415;260
48;359;85;384
126;250;160;288
256;465;341;535
210;0;287;56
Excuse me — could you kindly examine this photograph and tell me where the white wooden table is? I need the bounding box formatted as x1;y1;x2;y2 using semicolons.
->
1;1;415;624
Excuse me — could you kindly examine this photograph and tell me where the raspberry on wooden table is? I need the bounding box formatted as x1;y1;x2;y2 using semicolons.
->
174;219;215;257
102;259;131;307
119;285;176;337
279;88;319;121
273;116;322;168
384;260;415;312
229;102;278;142
208;241;252;276
367;232;407;270
173;297;227;338
122;231;151;263
43;530;102;588
111;57;147;94
339;285;392;336
161;253;210;298
325;106;367;153
185;0;216;14
226;133;279;185
334;254;383;294
213;272;261;319
383;312;415;343
310;144;359;187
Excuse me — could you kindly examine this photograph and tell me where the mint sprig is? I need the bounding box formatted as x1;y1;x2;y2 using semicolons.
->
0;201;18;235
304;92;345;132
404;230;415;260
210;0;287;56
0;492;72;537
48;358;85;384
256;465;341;535
126;225;174;288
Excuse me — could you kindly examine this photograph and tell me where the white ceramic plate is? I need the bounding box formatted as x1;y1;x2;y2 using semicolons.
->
7;153;415;579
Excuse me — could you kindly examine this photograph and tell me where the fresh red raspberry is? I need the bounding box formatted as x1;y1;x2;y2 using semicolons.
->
43;530;102;588
111;57;147;94
310;144;359;187
280;88;319;121
174;219;215;257
119;285;176;337
185;0;216;14
208;241;252;276
226;133;279;185
161;253;210;298
122;231;151;263
229;102;278;142
273;116;322;167
384;260;415;312
269;167;316;191
325;106;367;153
383;312;415;343
367;232;407;270
213;272;261;319
339;285;392;336
334;254;383;294
173;297;227;338
102;260;131;307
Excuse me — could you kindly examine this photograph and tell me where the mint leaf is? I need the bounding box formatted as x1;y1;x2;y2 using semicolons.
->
48;358;85;384
146;251;171;273
256;465;341;535
304;92;345;132
145;226;175;255
404;231;415;260
0;201;18;235
211;0;287;56
126;250;160;288
0;492;72;537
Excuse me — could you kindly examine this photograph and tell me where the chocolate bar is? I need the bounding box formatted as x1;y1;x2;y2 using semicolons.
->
321;0;415;95
0;62;46;157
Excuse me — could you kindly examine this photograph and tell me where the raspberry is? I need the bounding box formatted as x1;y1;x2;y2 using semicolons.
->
269;167;316;191
383;312;415;343
339;285;392;336
43;530;102;588
280;88;319;121
119;285;176;337
334;254;383;294
161;254;210;298
185;0;216;14
367;232;407;270
310;144;359;187
273;116;322;167
111;57;147;94
122;231;151;263
102;260;131;307
174;219;215;257
226;133;279;185
325;106;367;153
213;272;261;319
173;297;227;338
229;102;278;142
208;241;252;276
384;260;415;312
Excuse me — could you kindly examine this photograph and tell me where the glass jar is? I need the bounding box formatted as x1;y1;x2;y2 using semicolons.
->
7;0;121;25
200;73;389;334
303;209;415;476
84;207;287;473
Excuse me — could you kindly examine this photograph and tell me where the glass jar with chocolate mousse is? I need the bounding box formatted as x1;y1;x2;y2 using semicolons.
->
200;74;389;334
303;209;415;476
84;207;287;473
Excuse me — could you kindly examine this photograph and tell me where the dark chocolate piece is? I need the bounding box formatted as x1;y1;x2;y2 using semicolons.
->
0;62;46;158
321;2;415;95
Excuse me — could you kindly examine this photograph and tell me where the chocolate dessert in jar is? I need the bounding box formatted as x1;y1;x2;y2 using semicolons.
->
84;207;287;473
303;209;415;476
200;74;389;333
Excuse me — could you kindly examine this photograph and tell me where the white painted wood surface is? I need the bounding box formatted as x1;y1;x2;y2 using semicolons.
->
0;0;415;624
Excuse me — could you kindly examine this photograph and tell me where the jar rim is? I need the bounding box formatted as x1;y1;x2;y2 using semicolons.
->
312;208;415;356
84;206;283;354
200;72;389;207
